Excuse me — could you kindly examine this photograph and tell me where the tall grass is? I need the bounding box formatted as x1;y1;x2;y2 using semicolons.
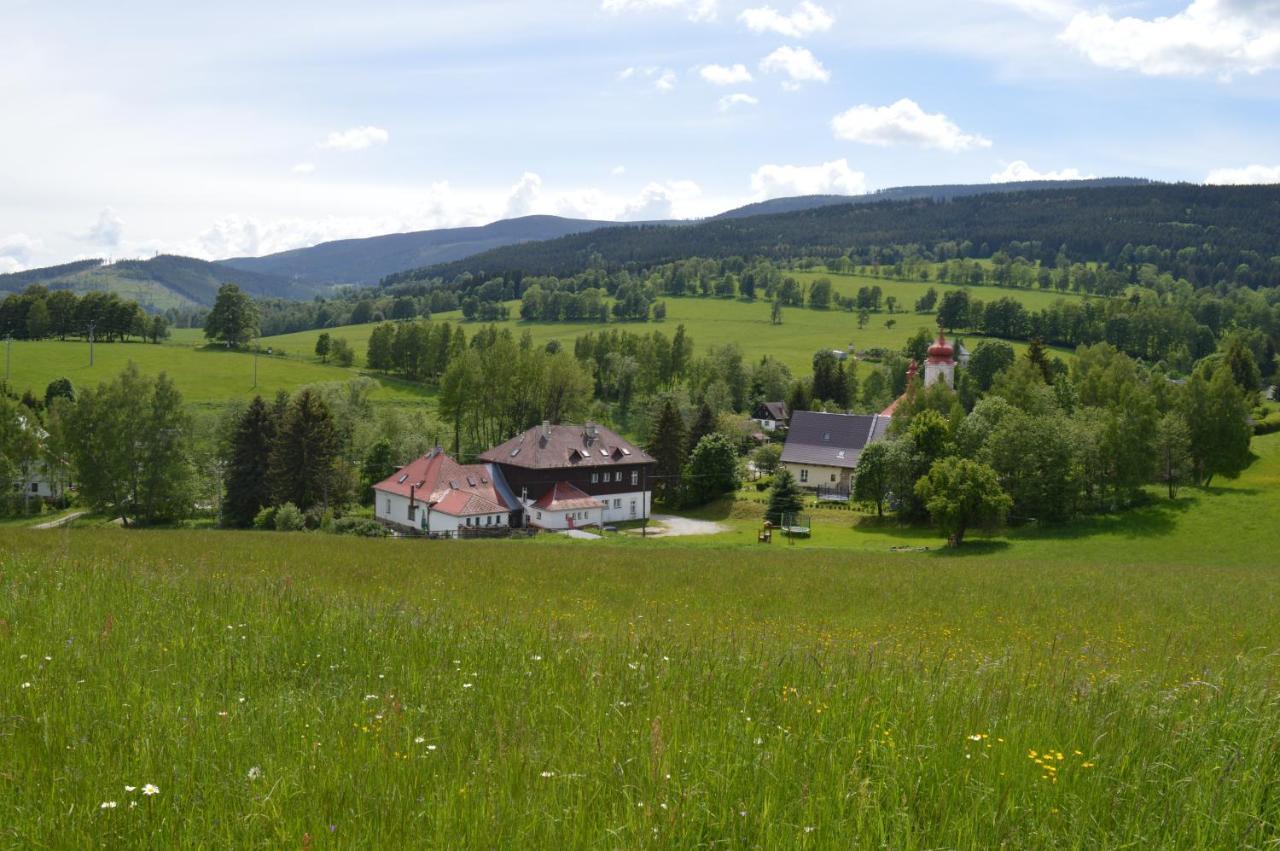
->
3;529;1278;847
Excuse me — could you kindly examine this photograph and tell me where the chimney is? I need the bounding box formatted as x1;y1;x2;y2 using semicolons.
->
541;420;551;439
586;421;598;440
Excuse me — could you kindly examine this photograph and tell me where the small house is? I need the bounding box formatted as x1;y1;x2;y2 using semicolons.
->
780;410;890;495
751;401;789;432
372;448;518;535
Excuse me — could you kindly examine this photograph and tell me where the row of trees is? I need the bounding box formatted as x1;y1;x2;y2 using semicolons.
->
0;286;167;342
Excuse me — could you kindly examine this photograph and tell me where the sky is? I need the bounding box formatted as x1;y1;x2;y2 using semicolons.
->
2;0;1280;272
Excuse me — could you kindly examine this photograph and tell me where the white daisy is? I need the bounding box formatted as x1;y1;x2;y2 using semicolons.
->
142;784;159;796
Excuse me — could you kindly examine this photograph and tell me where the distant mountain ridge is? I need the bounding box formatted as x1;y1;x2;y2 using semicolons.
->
0;254;307;311
714;178;1153;220
217;215;659;286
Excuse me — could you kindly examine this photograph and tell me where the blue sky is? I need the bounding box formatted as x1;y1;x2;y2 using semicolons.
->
2;0;1279;270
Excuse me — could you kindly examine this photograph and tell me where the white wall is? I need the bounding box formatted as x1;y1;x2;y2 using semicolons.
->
526;504;604;530
782;463;850;490
374;490;509;534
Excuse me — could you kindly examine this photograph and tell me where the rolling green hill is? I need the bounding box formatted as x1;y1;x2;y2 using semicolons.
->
262;272;1082;374
1;255;320;311
1;338;431;406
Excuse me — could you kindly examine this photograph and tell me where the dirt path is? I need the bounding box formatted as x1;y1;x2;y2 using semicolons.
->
32;511;86;530
647;514;730;537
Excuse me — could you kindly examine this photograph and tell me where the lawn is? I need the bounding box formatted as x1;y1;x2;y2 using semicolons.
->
2;435;1277;847
1;339;432;406
263;272;1084;376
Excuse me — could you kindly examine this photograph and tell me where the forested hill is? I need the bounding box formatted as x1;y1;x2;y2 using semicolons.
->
408;183;1280;285
713;177;1151;220
0;255;309;311
217;215;663;286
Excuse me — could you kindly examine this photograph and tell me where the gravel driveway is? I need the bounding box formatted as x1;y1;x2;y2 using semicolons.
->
647;514;729;537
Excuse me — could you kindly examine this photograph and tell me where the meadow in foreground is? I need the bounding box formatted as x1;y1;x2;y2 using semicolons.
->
3;488;1279;849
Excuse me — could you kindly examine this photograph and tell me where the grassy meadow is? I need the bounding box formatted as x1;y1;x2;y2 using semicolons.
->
1;338;431;407
3;434;1278;847
262;272;1086;375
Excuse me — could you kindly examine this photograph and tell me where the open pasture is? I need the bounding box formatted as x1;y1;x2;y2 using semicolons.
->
263;273;1081;375
0;339;430;406
2;434;1278;847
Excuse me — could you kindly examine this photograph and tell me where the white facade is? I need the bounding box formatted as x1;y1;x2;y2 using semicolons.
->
754;417;782;432
525;502;605;531
12;462;64;500
374;490;510;535
924;359;955;388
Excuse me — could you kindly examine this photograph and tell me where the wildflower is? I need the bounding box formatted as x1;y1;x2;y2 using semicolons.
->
247;766;263;781
364;694;378;700
462;683;473;689
124;786;136;792
217;711;228;717
129;801;137;809
427;745;437;751
20;682;31;689
804;826;815;833
967;734;983;741
531;654;542;661
540;771;555;778
414;736;426;744
100;801;118;810
142;784;159;796
44;656;52;661
754;737;763;745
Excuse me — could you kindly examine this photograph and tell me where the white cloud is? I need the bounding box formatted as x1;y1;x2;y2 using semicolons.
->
990;160;1093;182
0;233;39;273
503;172;544;218
759;46;830;84
699;63;754;85
1060;0;1280;77
739;2;834;37
611;165;627;176
750;159;868;199
291;162;316;174
718;92;760;110
319;125;389;151
621;180;703;220
82;207;125;247
600;0;718;22
619;65;679;92
831;98;992;151
1205;163;1280;184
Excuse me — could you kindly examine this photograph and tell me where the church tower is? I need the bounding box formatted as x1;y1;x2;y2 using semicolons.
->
924;329;956;389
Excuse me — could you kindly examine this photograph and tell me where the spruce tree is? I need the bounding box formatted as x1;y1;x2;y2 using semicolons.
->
765;468;805;526
687;402;717;455
648;398;687;503
222;396;277;527
270;389;344;512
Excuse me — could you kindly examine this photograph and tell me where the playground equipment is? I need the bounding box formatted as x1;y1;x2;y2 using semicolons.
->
758;521;773;544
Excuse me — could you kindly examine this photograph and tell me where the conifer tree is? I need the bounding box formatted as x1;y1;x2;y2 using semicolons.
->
222;396;277;527
765;467;805;526
687;401;717;455
648;398;687;502
270;389;344;512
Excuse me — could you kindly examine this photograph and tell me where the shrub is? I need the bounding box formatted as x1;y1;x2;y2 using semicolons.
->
274;502;306;532
754;475;773;493
251;506;277;530
1254;412;1280;436
333;517;389;538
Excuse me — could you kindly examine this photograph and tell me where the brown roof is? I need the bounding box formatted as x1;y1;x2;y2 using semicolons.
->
531;481;605;512
478;422;654;470
372;449;511;516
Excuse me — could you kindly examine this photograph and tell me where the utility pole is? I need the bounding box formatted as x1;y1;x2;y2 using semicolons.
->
253;346;258;389
87;321;96;367
4;335;10;384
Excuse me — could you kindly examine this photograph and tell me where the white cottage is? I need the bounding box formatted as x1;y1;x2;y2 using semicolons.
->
372;448;517;535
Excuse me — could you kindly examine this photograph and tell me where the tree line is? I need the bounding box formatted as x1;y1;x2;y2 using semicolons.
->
0;286;168;342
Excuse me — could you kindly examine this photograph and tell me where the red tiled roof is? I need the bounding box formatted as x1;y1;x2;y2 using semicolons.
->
478;422;654;470
372;449;510;516
531;481;605;512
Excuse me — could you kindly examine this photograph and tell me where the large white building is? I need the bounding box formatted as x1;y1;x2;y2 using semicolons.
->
372;449;518;535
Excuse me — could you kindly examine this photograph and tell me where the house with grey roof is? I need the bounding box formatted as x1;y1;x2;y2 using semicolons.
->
779;410;891;495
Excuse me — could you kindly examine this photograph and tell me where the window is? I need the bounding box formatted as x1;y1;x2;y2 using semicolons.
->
408;505;416;521
800;469;808;483
615;472;622;482
591;473;599;484
486;516;492;526
31;482;39;493
384;499;390;514
614;499;621;509
830;474;837;482
536;511;542;520
631;471;639;487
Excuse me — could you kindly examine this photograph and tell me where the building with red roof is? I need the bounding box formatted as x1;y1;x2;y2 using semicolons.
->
371;448;517;535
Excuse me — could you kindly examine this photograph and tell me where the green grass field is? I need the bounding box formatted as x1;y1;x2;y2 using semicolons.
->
1;339;431;406
262;273;1084;375
3;434;1277;847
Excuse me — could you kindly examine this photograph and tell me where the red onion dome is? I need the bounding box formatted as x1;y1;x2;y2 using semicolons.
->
927;332;954;363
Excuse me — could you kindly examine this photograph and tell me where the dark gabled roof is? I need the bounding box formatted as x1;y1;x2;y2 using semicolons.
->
754;401;788;421
779;411;890;469
478;422;654;470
